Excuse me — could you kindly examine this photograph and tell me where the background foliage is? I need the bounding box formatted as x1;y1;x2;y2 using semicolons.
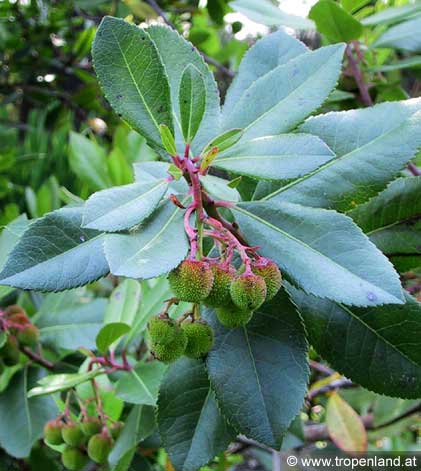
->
1;0;421;469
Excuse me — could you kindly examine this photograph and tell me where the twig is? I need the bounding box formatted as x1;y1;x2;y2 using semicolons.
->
20;346;55;371
144;0;234;78
346;42;372;106
307;378;354;401
309;360;335;376
408;162;421;176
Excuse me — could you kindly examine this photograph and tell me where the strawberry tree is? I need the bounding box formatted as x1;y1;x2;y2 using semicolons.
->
1;15;421;471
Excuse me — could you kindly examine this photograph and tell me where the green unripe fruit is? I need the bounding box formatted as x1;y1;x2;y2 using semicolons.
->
61;447;89;471
44;419;64;445
17;324;39;346
148;317;177;345
81;417;102;437
168;260;214;303
87;433;113;464
216;303;253;328
62;422;86;447
110;421;124;439
1;336;20;366
151;327;187;363
181;322;214;358
230;273;266;311
251;259;282;301
204;264;236;307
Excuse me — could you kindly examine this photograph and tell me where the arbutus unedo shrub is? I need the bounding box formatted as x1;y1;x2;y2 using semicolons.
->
0;12;421;471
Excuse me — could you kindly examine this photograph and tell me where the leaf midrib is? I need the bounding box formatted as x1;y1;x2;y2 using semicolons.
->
84;180;167;228
111;27;161;135
234;205;401;302
262;112;418;201
230;46;341;135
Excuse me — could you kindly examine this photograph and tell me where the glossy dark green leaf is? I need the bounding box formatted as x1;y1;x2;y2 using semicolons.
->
223;44;345;142
105;200;188;279
0;368;58;458
34;291;106;351
266;99;421;210
233;201;404;307
350;177;421;271
0;214;28;272
289;284;421;398
82;180;168;232
179;64;206;144
205;291;309;448
96;322;131;354
0;207;109;291
158;358;234;471
214;134;335;180
28;370;102;398
223;30;307;115
147;25;221;155
92;17;173;150
309;0;363;42
116;362;167;405
109;405;156;468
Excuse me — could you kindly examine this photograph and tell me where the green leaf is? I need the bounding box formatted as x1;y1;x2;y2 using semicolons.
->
168;164;183;181
200;175;240;202
374;16;421;52
0;214;28;272
92;17;173;150
233;201;404;306
105;200;188;279
223;44;345;142
0;207;109;291
96;322;131;354
370;55;421;72
159;124;177;156
34;291;106;351
229;0;314;29
109;405;156;468
0;331;7;349
309;0;363;42
0;368;58;458
326;392;367;453
289;284;421;398
205;291;309;448
201;128;243;158
214;134;335;180
362;3;421;26
105;279;141;326
69;132;112;191
28;370;103;398
223;30;307;115
116;362;167;405
158;358;234;471
341;0;370;14
350;177;421;272
147;25;221;155
266;99;421;210
179;64;206;144
82;179;168;232
134;161;189;195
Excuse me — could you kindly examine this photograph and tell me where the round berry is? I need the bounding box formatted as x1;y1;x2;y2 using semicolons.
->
81;417;102;437
230;273;266;311
44;419;64;445
87;433;113;464
61;422;86;447
148;317;177;345
204;264;236;307
181;321;214;358
168;260;214;303
61;447;89;471
216;304;253;328
251;259;282;301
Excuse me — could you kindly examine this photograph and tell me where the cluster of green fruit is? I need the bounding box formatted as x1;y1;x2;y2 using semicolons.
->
148;316;214;363
169;257;282;327
0;305;39;368
44;416;122;470
147;257;282;363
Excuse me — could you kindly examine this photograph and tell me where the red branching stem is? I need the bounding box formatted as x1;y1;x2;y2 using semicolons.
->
20;345;56;371
204;217;253;271
408;162;421;176
184;203;198;259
